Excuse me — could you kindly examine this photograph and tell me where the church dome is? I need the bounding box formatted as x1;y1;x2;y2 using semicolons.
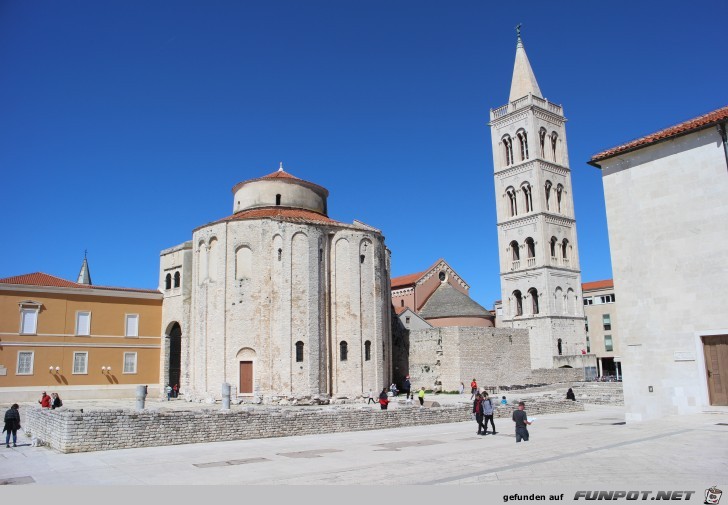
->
231;164;329;215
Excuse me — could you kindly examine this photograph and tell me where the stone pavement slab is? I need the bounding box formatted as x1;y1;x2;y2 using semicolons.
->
1;404;726;487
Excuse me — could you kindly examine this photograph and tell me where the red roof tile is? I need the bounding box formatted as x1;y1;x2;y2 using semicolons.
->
590;105;728;164
394;306;409;315
212;207;341;226
391;271;426;289
260;170;302;180
582;279;614;292
0;272;159;294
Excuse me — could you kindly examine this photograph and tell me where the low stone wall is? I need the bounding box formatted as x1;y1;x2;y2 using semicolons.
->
26;400;585;453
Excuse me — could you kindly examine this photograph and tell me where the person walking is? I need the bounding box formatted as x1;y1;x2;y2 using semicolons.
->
470;379;478;400
472;393;485;435
459;382;465;396
482;393;496;434
566;388;576;401
367;388;376;404
378;388;389;410
173;384;179;398
403;376;412;401
418;387;426;407
51;393;63;409
38;391;51;409
3;404;21;448
165;384;173;401
512;401;532;443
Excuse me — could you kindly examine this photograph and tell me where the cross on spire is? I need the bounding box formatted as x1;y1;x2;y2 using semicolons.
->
278;162;284;172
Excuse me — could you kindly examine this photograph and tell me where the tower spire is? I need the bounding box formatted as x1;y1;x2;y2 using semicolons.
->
76;251;92;285
508;24;543;102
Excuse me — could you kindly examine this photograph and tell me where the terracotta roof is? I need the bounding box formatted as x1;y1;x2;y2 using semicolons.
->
391;270;426;289
582;279;614;292
260;169;302;181
232;168;329;197
0;272;160;294
211;206;341;227
390;259;444;289
590;105;728;164
394;305;409;315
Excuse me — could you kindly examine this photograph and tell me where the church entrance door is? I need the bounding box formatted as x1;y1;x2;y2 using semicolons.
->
704;335;728;406
239;361;253;394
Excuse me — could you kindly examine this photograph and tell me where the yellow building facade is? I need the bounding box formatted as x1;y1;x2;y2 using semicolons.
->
0;272;162;402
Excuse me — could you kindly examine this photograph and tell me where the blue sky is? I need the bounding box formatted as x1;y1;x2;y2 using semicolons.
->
1;1;726;308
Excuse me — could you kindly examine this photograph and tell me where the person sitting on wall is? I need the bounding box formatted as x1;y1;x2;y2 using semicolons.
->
566;388;576;401
378;388;389;410
38;391;51;409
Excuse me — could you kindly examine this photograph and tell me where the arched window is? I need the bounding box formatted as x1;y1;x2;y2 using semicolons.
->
295;341;304;363
513;290;523;316
525;237;535;267
365;340;371;361
173;271;180;288
539;128;547;158
517;130;529;161
506;187;518;217
400;300;404;307
339;341;348;361
550;237;558;262
567;288;575;314
502;135;514;166
522;183;533;213
208;238;218;282
562;239;570;265
557;338;563;356
556;184;564;213
544;180;552;211
198;241;208;283
510;241;520;270
528;287;539;314
551;132;559;163
555;287;564;314
165;273;172;290
236;246;252;280
275;194;281;206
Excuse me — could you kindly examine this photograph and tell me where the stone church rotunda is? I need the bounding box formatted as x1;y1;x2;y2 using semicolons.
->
159;165;392;403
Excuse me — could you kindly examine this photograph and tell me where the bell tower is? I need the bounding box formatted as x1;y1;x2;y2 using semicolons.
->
489;27;587;369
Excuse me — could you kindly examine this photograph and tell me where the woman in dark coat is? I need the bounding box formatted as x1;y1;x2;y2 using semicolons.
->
566;388;576;401
3;404;21;448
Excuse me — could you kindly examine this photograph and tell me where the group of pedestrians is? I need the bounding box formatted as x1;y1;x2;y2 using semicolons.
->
38;391;62;409
469;378;534;443
371;377;427;410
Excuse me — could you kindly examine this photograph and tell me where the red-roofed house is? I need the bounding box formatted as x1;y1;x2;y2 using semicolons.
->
0;262;163;402
391;259;494;329
589;105;728;420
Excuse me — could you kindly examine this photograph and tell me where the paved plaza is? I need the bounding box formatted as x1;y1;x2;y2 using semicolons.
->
1;397;726;487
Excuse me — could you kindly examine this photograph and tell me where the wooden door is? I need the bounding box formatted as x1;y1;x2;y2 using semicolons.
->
239;361;253;394
703;335;728;406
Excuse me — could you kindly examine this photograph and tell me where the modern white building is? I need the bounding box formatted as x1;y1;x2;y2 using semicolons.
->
489;31;588;370
589;105;728;421
160;165;392;402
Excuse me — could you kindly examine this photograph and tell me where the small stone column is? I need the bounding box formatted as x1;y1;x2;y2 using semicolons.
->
222;383;231;410
135;385;147;410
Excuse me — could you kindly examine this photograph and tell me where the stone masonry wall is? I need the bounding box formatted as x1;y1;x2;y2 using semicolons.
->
26;399;584;453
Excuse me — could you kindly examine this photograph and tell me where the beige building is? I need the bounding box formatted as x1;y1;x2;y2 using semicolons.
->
489;31;588;370
161;165;392;402
589;105;728;421
0;265;163;402
582;279;620;380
